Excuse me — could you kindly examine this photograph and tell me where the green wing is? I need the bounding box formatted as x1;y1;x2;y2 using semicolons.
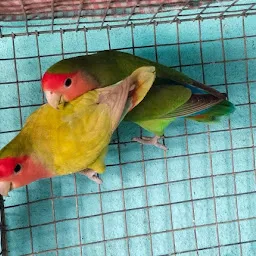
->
124;85;191;135
125;85;192;121
80;50;193;88
48;50;224;99
94;51;224;99
132;118;175;136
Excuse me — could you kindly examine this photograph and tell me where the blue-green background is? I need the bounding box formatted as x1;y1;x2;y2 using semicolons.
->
1;3;256;255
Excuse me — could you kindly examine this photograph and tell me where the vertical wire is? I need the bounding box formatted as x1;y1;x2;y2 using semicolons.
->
70;26;86;256
98;174;107;255
0;195;7;255
130;23;154;256
241;17;256;183
176;22;199;255
148;3;165;24
170;0;191;24
100;0;112;29
73;172;83;251
72;27;89;254
34;31;57;253
124;0;141;28
241;3;256;17
19;0;29;35
219;18;243;255
116;130;132;256
74;174;83;255
218;0;240;19
106;25;131;255
89;27;108;255
35;31;45;105
49;65;59;254
1;2;255;255
153;20;177;255
11;33;34;254
51;0;55;33
75;0;85;32
198;19;221;256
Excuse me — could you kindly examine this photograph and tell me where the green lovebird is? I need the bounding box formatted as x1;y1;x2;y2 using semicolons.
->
42;50;235;150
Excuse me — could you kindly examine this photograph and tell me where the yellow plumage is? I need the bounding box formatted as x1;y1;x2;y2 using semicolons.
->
0;66;156;178
1;90;113;176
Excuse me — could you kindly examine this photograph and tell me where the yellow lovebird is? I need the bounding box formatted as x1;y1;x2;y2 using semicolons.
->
0;66;156;196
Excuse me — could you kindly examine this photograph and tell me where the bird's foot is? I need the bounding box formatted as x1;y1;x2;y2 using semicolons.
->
132;135;168;150
80;169;103;184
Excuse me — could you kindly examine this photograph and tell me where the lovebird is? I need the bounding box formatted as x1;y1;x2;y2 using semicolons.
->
0;67;155;196
42;50;235;150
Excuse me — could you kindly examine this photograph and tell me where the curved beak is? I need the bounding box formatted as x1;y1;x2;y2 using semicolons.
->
0;181;12;196
45;91;62;109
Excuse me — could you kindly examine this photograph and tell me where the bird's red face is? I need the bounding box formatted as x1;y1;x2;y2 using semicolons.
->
0;156;53;196
42;70;99;109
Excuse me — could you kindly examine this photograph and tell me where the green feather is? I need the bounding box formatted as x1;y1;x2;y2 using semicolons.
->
47;50;194;87
134;118;175;136
125;85;191;121
46;50;233;136
187;100;235;123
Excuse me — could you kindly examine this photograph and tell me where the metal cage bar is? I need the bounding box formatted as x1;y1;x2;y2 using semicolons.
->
1;1;256;36
0;1;256;255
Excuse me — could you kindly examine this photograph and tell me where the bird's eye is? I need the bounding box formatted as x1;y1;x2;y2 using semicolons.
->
64;78;72;87
14;164;22;173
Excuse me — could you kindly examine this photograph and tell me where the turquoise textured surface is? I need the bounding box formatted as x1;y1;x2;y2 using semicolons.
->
0;10;256;256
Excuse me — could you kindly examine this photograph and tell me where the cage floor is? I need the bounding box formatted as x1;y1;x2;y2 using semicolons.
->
0;13;256;256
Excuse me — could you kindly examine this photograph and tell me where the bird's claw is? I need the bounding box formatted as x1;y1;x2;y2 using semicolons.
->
132;135;168;151
80;169;103;184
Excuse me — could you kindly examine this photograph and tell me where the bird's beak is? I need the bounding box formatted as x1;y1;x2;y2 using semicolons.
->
45;91;62;109
0;181;12;196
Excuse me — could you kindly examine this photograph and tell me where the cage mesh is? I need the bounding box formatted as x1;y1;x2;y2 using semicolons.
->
0;0;256;255
0;0;255;36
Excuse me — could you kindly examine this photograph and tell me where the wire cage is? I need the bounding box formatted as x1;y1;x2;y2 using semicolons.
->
0;0;256;255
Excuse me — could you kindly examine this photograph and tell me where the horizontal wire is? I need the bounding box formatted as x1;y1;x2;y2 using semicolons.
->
0;1;254;28
1;121;256;148
1;6;256;255
0;10;256;38
4;168;256;211
19;238;256;256
17;219;256;255
1;32;256;62
6;201;256;237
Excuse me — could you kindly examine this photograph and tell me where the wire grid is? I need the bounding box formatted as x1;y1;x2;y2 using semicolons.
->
0;0;232;23
0;0;231;17
0;0;255;36
0;2;256;256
